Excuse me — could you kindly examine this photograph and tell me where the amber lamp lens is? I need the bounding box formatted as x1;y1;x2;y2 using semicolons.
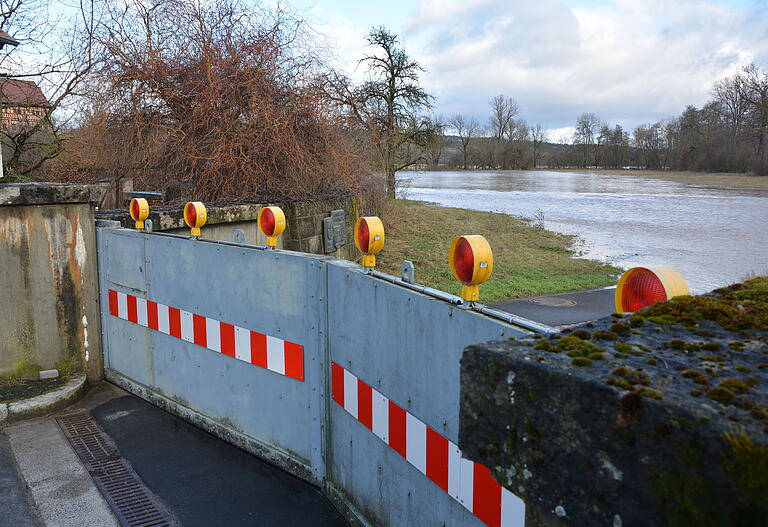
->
185;205;197;227
357;219;370;253
454;238;474;283
622;269;667;312
131;200;139;220
261;208;275;236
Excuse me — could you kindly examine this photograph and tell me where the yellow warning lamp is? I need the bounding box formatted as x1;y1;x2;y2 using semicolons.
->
129;198;149;230
258;206;286;248
615;266;689;314
449;235;494;302
184;202;207;237
354;216;385;268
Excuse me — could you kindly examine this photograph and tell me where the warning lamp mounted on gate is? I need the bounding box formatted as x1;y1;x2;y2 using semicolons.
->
129;198;149;230
615;266;689;314
258;206;286;248
354;216;385;268
449;235;493;302
184;202;207;238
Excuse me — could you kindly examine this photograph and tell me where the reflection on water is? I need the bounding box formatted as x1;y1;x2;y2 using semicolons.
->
400;170;768;294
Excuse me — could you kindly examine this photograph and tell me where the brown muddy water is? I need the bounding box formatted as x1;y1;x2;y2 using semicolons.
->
400;170;768;294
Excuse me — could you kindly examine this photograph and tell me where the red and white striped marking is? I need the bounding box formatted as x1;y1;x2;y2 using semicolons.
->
108;289;304;381
331;362;524;527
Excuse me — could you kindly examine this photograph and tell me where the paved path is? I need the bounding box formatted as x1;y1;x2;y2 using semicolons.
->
0;432;40;527
2;417;118;527
1;384;348;527
492;287;617;328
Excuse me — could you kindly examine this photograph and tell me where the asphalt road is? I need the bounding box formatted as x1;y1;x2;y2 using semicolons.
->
91;394;349;527
0;433;39;527
492;287;617;328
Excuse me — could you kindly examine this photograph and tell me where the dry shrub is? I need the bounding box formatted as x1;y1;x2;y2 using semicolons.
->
48;0;375;202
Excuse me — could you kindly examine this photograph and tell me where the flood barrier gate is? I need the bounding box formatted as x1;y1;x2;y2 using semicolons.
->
96;225;539;527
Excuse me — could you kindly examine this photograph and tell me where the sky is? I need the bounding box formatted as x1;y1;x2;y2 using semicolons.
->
287;0;768;140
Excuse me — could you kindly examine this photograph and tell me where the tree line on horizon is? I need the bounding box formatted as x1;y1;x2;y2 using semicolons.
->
426;65;768;176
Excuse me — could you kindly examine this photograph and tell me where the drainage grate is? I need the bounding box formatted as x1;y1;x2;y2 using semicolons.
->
56;412;176;527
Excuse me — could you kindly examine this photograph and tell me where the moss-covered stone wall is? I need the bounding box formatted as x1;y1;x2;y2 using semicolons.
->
460;278;767;526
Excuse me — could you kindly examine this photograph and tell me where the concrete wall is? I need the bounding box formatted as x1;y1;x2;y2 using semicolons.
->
96;196;359;261
0;183;103;382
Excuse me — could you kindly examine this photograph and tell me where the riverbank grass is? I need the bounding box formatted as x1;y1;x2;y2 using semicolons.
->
377;200;621;303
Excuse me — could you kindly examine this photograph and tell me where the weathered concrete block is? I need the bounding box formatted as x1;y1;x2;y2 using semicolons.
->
460;280;768;527
39;369;59;380
0;182;101;206
305;234;323;254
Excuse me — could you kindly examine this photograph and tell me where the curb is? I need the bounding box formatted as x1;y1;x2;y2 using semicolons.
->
0;374;88;425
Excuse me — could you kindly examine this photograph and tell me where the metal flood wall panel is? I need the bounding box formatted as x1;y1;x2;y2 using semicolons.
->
97;227;533;527
325;263;529;527
97;228;326;479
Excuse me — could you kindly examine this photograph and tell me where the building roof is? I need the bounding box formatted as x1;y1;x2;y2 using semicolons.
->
0;30;19;48
0;78;48;106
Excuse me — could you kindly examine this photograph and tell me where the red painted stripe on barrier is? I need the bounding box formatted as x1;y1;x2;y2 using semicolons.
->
250;331;268;368
473;463;502;527
147;301;159;330
168;307;181;338
357;380;373;430
193;314;207;347
107;290;304;382
108;290;118;316
127;294;138;323
331;362;344;406
329;362;525;527
284;342;304;381
220;322;236;357
426;426;449;492
388;401;407;458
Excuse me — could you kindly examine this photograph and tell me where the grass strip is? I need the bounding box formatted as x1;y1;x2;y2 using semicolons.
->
377;200;620;303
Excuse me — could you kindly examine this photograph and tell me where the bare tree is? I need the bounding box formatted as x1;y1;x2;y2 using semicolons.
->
63;0;369;201
449;113;479;169
350;27;434;198
423;113;445;168
529;123;548;168
714;75;749;154
738;64;768;175
0;0;96;179
573;112;603;168
488;95;518;168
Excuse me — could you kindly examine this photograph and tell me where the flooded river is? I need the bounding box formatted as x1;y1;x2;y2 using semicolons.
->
401;170;768;294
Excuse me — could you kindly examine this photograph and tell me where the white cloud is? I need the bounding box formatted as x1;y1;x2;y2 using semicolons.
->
308;0;768;133
404;0;768;131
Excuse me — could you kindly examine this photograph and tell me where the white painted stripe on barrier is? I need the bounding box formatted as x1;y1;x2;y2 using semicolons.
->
502;486;525;527
406;412;427;475
266;335;285;374
447;440;463;504
157;304;169;334
234;326;250;362
372;389;389;443
206;317;221;352
136;298;148;327
180;310;194;343
343;369;358;419
457;455;475;513
117;292;128;319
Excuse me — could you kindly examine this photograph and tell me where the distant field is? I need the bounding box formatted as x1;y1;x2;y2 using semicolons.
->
549;168;768;188
376;200;620;302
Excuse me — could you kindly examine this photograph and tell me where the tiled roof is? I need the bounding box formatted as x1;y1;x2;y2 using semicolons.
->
0;78;48;106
